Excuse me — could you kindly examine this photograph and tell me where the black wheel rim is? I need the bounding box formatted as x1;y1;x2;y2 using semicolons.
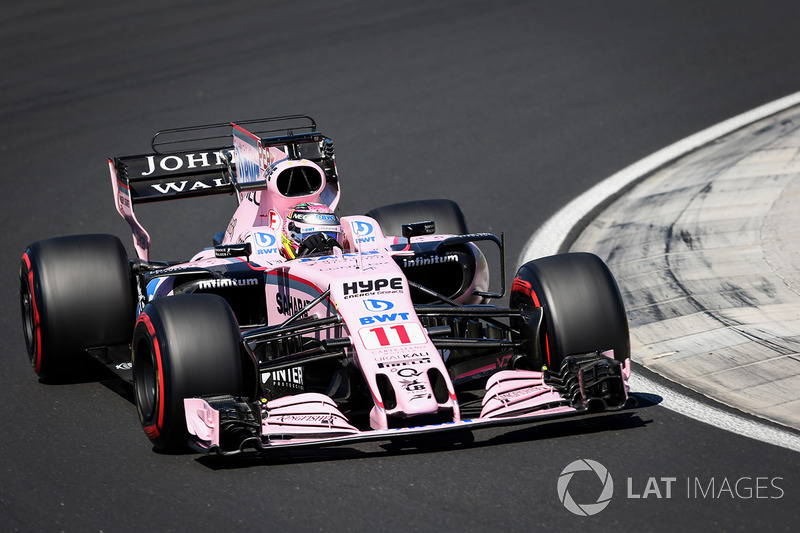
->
19;272;36;363
134;339;158;421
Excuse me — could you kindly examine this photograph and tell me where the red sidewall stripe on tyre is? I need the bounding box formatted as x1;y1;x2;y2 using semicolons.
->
136;312;165;438
528;287;552;368
511;277;551;368
22;252;42;374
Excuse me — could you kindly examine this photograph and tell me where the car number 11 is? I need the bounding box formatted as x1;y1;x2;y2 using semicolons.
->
358;322;426;349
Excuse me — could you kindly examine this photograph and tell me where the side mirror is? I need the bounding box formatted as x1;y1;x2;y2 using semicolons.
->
214;242;251;259
402;220;436;239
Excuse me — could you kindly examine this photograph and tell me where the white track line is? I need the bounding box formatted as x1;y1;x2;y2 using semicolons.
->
520;91;800;453
628;373;800;452
519;91;800;263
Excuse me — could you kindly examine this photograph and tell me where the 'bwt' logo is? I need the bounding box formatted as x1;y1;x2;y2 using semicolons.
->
352;221;374;236
557;459;614;516
255;232;276;248
363;299;394;312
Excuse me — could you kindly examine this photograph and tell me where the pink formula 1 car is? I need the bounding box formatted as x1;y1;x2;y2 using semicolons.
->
20;116;632;455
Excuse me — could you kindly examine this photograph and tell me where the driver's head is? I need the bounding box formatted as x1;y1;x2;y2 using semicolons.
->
281;203;344;259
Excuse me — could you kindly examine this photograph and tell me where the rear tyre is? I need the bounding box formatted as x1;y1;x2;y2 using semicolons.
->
132;294;246;451
366;199;469;236
510;252;629;370
19;234;135;382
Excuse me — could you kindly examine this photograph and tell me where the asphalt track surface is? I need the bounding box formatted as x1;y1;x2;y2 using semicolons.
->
2;1;800;531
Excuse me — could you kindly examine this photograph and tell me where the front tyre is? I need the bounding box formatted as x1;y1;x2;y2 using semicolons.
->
19;234;135;382
132;294;246;451
510;252;629;370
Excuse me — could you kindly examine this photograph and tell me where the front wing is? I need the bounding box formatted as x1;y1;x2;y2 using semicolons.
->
184;352;632;456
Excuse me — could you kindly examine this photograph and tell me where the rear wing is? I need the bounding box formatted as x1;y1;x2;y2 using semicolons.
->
109;115;339;260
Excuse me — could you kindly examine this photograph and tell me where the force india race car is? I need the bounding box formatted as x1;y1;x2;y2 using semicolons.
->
19;115;632;455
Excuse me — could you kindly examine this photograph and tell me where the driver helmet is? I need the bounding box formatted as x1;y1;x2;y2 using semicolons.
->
281;203;344;259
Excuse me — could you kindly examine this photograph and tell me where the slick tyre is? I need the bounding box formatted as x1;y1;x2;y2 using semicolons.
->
510;252;629;370
132;294;245;452
366;199;469;236
19;234;135;382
